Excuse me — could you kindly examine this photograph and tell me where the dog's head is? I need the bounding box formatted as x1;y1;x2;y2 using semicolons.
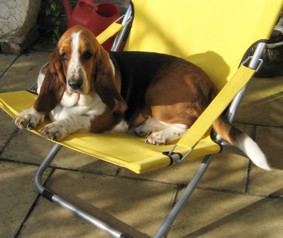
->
48;25;127;114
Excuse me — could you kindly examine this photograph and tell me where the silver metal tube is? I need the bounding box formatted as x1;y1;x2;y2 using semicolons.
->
52;195;124;238
154;155;214;238
227;85;248;123
111;5;133;51
34;143;62;193
227;42;266;123
248;42;266;70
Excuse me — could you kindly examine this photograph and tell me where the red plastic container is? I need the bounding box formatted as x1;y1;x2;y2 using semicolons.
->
62;0;120;50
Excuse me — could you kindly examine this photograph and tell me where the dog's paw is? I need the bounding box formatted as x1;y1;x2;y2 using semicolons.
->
14;108;44;129
39;122;69;141
135;118;166;137
146;132;167;145
145;124;187;145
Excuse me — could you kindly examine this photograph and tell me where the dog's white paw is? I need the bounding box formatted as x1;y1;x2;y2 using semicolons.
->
145;124;187;145
39;122;69;141
14;108;45;129
135;117;167;137
146;131;167;145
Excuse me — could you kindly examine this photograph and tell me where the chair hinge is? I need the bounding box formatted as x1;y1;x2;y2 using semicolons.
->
162;151;183;165
241;56;263;72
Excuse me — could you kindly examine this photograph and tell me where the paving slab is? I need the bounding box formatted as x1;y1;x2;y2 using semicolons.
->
20;169;176;237
255;126;283;170
235;76;283;126
169;188;282;238
248;166;283;197
0;50;50;92
2;129;54;164
2;129;118;175
0;110;16;152
0;54;17;77
243;126;283;196
198;153;248;192
0;161;51;238
180;193;283;238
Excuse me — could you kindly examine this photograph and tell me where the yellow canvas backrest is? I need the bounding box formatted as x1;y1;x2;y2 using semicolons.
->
124;0;282;89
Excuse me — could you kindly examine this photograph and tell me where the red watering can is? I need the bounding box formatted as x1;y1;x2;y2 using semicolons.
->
61;0;120;50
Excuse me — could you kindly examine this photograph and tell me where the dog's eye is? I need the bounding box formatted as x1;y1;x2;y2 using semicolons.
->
60;53;68;61
82;51;93;60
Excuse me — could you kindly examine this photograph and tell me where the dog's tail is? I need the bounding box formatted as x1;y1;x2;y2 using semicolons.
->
213;117;271;171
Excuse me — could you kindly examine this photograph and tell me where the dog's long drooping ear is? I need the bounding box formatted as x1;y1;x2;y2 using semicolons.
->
94;46;128;115
48;48;66;84
34;49;66;114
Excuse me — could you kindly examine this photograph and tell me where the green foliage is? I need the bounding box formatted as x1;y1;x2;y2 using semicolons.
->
38;0;64;44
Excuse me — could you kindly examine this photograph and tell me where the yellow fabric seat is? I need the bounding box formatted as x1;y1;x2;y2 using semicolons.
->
0;90;220;174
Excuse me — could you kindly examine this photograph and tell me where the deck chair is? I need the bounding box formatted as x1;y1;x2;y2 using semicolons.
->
1;0;282;237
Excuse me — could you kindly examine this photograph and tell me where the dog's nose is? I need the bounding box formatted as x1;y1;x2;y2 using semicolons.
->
68;78;83;90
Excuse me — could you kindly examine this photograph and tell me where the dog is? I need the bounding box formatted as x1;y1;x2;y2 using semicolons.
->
14;25;270;171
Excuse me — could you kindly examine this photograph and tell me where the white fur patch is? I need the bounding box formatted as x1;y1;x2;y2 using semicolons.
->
135;118;188;145
238;134;271;171
135;117;167;136
109;59;116;76
40;115;92;141
36;63;49;94
36;71;45;94
60;91;80;107
14;107;45;129
112;120;129;132
66;31;89;94
67;31;81;80
146;123;187;145
45;93;107;140
50;93;106;121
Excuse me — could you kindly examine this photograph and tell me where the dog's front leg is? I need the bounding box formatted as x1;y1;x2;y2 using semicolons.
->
39;115;91;141
14;107;45;129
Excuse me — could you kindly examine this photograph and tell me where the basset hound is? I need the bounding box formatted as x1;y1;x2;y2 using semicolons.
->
14;25;270;171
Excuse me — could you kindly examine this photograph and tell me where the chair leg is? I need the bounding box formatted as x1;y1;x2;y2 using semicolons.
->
35;143;62;195
34;145;213;238
153;154;214;238
34;143;132;238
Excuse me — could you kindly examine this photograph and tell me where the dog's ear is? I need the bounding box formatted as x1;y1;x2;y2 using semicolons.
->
94;46;128;115
49;48;66;84
34;48;66;114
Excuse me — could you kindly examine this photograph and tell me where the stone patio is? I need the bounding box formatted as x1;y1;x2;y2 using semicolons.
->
0;47;282;237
